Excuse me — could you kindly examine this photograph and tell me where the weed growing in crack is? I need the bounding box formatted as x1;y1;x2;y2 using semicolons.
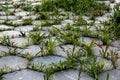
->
83;41;94;57
94;42;118;68
0;68;6;80
49;27;58;36
109;50;118;69
22;18;32;25
29;32;45;45
0;36;14;46
58;31;79;45
95;42;110;59
80;26;95;37
87;58;104;80
109;4;120;38
36;11;50;20
36;36;56;56
28;62;45;72
99;32;111;45
2;1;9;20
57;24;81;45
33;23;42;31
19;53;34;60
76;16;88;26
42;36;56;55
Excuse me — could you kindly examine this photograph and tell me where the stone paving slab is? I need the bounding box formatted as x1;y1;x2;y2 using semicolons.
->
2;69;45;80
0;56;28;72
0;0;120;80
98;69;120;80
30;55;66;69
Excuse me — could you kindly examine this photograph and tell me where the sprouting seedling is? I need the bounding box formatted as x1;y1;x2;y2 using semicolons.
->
43;35;55;55
84;41;94;57
0;35;15;46
110;50;118;69
33;23;42;31
94;42;112;59
100;32;111;45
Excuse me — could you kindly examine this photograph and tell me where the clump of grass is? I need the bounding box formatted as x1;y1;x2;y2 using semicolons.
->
94;42;118;68
0;36;11;46
36;12;50;20
29;32;45;45
0;68;6;80
109;4;120;38
49;27;58;36
110;50;118;69
28;62;44;72
57;23;82;45
84;41;94;57
87;58;104;79
43;37;56;55
99;32;111;45
22;18;32;25
33;23;42;31
75;16;88;26
38;0;110;17
94;42;110;59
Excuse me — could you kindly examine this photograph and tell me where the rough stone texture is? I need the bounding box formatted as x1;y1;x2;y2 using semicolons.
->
0;25;13;30
0;16;16;20
14;25;34;32
15;11;30;17
96;57;113;70
0;0;119;80
111;40;120;48
50;69;79;80
80;72;94;80
12;20;23;26
0;31;21;38
20;45;41;56
0;45;10;56
2;69;45;80
0;56;28;72
32;20;41;25
10;37;31;48
98;69;120;80
92;46;118;56
50;70;93;80
30;56;65;69
116;59;120;69
61;19;74;26
55;45;81;57
78;37;103;45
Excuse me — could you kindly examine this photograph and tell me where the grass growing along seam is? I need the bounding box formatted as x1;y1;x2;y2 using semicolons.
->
39;0;110;16
109;4;120;38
